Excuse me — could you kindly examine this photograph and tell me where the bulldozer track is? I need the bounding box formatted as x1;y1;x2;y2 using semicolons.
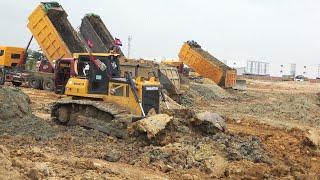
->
51;99;133;138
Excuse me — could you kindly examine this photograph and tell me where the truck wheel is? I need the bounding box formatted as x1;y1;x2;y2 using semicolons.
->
42;78;54;91
28;77;41;89
0;69;5;85
12;82;22;87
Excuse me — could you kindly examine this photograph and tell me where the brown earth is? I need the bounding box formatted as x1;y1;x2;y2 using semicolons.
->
0;79;320;179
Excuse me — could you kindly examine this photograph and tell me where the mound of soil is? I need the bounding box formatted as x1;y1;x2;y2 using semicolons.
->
0;87;56;139
181;81;234;107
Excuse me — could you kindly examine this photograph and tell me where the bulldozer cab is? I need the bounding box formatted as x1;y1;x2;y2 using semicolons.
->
75;54;120;94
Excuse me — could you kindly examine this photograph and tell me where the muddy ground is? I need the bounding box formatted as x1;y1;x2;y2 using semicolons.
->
0;80;320;179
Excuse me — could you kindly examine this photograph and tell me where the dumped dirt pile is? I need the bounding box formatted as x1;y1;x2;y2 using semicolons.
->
229;93;320;125
129;112;270;171
191;83;233;99
1;80;320;179
0;87;56;138
0;87;32;119
128;117;270;178
181;81;233;106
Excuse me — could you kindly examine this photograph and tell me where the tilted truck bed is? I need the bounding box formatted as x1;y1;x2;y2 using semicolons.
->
27;2;86;61
80;14;124;56
179;42;236;88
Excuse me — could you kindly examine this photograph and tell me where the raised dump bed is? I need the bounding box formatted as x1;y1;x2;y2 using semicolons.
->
80;14;124;55
158;66;182;101
27;2;86;61
179;41;236;88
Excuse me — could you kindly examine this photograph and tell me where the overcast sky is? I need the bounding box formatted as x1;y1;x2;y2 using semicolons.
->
0;0;319;77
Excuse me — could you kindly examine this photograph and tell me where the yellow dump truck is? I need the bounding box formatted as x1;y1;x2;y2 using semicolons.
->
0;2;87;89
179;41;237;88
0;46;25;68
28;2;86;61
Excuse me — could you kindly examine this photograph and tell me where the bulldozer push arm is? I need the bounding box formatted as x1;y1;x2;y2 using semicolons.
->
125;72;146;117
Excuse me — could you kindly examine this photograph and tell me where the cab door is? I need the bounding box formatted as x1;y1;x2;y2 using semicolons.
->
87;60;109;94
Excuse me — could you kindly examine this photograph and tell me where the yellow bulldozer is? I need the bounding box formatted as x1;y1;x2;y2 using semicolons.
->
27;2;163;137
51;52;161;138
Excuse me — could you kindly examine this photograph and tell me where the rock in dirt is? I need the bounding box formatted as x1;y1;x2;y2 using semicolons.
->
181;173;194;180
211;133;271;164
130;114;173;139
192;112;226;134
305;130;320;147
27;168;41;180
104;150;121;162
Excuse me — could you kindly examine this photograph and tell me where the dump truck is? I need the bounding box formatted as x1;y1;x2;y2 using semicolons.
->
28;2;86;61
0;2;88;90
23;2;163;135
179;41;237;88
79;14;183;99
158;65;182;101
80;14;123;55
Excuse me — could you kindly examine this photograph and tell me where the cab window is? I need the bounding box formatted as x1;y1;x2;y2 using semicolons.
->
0;50;4;56
11;53;21;59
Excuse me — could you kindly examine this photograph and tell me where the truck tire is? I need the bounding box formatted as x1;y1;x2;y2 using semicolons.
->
0;69;5;85
42;78;54;91
28;77;41;89
12;82;22;87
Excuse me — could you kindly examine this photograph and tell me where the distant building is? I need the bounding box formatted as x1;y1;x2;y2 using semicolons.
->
245;61;269;76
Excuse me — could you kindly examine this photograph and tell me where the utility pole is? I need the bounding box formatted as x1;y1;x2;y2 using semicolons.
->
318;64;320;78
303;65;307;76
127;35;132;58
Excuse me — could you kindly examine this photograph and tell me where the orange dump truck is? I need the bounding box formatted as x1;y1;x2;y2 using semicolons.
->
178;41;236;88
